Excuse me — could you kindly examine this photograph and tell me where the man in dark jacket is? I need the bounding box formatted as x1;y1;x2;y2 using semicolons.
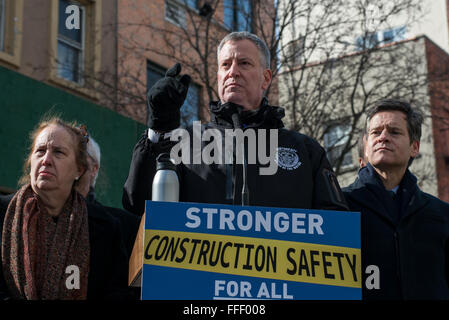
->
343;99;449;299
123;31;348;215
77;135;140;260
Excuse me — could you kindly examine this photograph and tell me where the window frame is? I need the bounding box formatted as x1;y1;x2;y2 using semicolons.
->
324;123;353;169
0;0;23;67
0;0;5;52
181;81;200;127
184;0;198;10
223;0;252;32
355;26;407;51
164;0;187;28
147;60;200;128
382;26;406;44
284;36;305;66
146;61;166;90
48;0;102;98
56;0;86;85
355;32;379;51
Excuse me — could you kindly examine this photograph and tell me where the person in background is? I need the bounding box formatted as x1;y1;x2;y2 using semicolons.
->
76;135;140;260
0;118;130;300
343;99;449;299
76;135;101;203
122;31;348;215
358;133;367;168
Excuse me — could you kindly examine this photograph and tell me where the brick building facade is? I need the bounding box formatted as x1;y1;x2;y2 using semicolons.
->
0;0;276;205
426;37;449;201
114;0;277;125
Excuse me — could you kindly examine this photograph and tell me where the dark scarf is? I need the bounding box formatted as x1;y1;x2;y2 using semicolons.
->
209;98;285;129
1;184;90;300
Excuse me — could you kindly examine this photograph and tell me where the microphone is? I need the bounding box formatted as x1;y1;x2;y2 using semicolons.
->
226;103;249;206
231;112;243;130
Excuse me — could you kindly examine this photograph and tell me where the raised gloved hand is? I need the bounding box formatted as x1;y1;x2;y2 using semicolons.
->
146;63;191;131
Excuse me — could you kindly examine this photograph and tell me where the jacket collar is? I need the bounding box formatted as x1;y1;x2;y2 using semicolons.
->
348;164;428;224
208;98;285;129
347;168;394;224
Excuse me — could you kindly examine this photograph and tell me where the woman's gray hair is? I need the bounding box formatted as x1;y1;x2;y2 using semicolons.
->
86;136;101;187
217;31;271;69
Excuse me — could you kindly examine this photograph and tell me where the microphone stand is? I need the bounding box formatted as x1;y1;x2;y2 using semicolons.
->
231;112;249;206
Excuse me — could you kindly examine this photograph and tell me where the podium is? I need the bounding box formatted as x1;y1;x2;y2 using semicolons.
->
128;201;361;300
128;213;145;287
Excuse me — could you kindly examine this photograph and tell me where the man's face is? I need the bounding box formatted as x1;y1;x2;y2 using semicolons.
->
217;39;272;110
366;111;419;171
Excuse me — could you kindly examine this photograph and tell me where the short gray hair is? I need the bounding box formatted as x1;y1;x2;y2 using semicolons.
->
217;31;271;69
86;136;101;187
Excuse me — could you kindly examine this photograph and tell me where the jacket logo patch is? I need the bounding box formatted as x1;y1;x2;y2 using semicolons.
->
275;147;301;170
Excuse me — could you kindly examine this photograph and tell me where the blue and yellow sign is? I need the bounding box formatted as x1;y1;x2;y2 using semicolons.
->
141;201;361;300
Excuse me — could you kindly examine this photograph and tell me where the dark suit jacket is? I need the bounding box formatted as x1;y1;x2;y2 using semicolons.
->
0;193;133;300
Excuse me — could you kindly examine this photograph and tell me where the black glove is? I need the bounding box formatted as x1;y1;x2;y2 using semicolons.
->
146;63;191;131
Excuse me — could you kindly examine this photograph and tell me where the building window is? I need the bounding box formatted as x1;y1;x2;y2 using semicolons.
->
57;0;85;84
49;0;102;95
382;26;406;44
184;0;197;10
284;37;305;66
324;124;353;168
355;26;407;51
0;0;23;66
182;82;200;127
0;0;5;52
147;62;165;90
355;32;379;51
165;0;186;27
147;61;200;128
224;0;252;32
